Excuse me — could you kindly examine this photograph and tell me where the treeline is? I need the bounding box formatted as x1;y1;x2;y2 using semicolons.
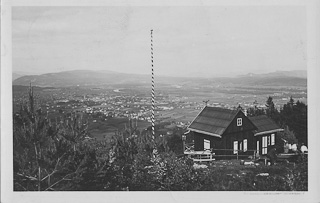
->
246;96;307;145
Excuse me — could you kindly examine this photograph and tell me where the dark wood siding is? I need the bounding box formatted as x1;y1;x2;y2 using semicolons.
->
224;110;256;134
217;110;257;156
220;130;253;155
193;132;222;151
255;132;278;155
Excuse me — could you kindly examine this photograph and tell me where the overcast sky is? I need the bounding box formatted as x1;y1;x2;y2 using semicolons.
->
12;6;306;77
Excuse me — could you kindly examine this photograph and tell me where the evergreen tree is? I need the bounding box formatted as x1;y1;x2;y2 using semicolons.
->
265;96;280;123
280;98;307;144
13;86;98;191
247;107;265;117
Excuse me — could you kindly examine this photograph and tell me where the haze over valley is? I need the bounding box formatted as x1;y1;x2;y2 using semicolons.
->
13;69;307;140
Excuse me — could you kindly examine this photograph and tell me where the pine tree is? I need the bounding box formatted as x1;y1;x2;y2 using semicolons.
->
13;85;97;191
265;96;280;123
280;98;307;144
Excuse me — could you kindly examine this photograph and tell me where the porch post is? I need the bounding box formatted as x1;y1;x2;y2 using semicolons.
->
182;134;186;153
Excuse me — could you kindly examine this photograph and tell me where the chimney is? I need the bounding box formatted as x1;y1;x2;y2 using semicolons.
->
243;109;248;116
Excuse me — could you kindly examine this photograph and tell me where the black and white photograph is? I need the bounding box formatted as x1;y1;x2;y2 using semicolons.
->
1;0;320;202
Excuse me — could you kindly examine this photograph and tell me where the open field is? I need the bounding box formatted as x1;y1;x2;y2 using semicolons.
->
87;117;150;140
157;108;199;123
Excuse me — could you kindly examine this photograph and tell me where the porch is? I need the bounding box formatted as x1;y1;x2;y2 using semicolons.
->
183;142;215;162
183;137;259;159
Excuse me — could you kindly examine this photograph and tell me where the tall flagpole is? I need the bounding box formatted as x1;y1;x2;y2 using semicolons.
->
151;29;155;139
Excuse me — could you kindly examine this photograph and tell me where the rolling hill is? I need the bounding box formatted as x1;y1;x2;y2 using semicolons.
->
239;70;307;79
12;73;24;81
12;69;307;88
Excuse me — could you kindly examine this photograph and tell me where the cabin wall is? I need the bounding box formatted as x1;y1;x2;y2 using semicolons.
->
222;130;255;156
219;111;257;156
192;131;256;156
191;131;280;158
224;111;256;134
255;132;278;155
193;132;222;151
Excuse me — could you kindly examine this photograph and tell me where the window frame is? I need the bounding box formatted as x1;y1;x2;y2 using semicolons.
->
262;136;268;154
236;118;242;126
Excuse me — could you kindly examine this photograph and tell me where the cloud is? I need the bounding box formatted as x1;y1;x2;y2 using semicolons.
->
12;6;307;76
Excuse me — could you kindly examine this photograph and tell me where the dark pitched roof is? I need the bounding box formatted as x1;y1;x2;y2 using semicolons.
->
248;115;283;135
187;106;239;137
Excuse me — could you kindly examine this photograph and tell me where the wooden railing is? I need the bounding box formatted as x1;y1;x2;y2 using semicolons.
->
184;150;215;162
184;147;258;161
182;142;194;152
211;149;257;160
183;142;259;161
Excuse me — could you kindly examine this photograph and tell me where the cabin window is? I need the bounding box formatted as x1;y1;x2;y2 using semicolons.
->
262;136;268;154
243;139;247;152
256;140;260;154
239;141;242;151
233;141;238;154
237;118;242;126
271;134;275;145
204;139;210;150
268;136;270;145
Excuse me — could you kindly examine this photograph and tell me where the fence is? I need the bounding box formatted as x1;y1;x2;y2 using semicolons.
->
183;142;258;160
184;150;215;162
211;149;257;160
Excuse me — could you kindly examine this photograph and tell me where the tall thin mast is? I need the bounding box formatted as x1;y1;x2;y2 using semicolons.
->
151;29;155;138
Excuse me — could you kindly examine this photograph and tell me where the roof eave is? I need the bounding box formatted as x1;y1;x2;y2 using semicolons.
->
187;127;222;138
254;129;284;136
187;106;207;129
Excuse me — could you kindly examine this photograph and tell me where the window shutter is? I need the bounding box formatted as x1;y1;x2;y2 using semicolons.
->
233;141;238;154
204;139;210;150
271;134;275;145
243;139;247;152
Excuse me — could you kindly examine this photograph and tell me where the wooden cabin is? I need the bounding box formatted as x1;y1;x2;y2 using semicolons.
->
185;106;283;160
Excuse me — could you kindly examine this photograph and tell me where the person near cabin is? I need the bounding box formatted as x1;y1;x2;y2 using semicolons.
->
299;143;308;161
284;141;290;153
291;143;298;153
300;143;308;153
288;143;292;152
266;146;277;166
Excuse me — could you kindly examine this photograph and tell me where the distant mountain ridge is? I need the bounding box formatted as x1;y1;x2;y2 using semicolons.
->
13;69;307;87
13;70;145;87
13;73;24;81
238;70;307;78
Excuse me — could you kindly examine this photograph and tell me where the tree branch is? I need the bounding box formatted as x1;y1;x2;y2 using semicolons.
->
41;153;66;182
44;161;82;191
